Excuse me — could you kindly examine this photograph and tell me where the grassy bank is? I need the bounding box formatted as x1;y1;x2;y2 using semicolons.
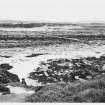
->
26;75;105;102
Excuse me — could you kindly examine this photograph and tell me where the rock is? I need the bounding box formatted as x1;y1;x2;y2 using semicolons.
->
0;84;10;95
102;65;105;72
0;70;20;84
86;75;93;79
0;63;13;71
0;63;20;84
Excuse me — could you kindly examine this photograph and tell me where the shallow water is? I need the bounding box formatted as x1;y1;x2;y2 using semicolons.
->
0;43;105;86
0;85;34;102
7;85;34;94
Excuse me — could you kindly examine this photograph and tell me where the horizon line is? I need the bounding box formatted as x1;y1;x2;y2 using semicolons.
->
0;19;105;24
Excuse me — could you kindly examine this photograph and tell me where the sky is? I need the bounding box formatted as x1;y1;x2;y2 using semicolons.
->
0;0;105;22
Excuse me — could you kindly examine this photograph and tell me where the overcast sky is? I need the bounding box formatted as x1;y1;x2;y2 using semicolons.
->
0;0;104;22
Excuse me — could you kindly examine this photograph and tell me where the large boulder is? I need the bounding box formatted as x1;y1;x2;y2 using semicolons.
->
0;70;20;83
0;63;20;84
0;63;13;71
0;84;10;95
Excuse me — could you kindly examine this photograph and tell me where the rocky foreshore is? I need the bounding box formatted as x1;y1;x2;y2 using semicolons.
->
29;55;105;84
0;63;20;94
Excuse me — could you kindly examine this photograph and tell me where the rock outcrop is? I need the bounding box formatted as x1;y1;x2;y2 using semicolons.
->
0;84;10;94
0;63;20;84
